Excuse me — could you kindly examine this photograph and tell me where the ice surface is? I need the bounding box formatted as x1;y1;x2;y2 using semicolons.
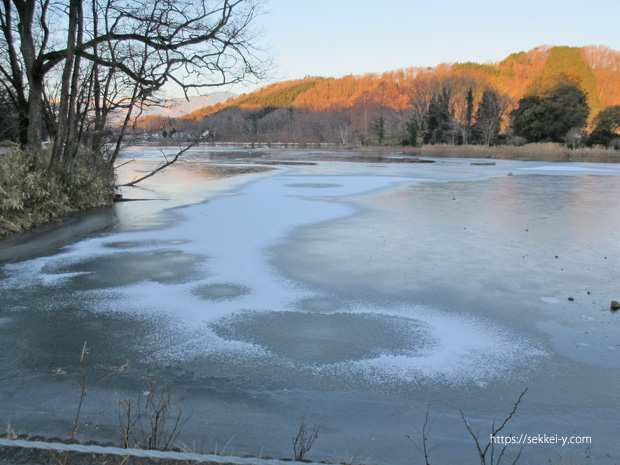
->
2;155;620;464
0;170;547;385
518;164;620;173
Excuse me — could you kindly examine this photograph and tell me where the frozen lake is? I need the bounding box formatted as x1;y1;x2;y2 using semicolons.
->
1;148;620;464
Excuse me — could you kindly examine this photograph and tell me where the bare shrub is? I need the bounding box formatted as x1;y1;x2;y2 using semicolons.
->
117;381;190;451
52;342;129;443
398;402;440;465
398;389;529;465
292;408;322;461
460;388;528;465
51;342;129;465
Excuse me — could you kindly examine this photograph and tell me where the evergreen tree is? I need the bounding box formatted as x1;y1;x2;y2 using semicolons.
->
588;105;620;146
510;83;589;143
423;88;453;144
465;88;474;144
423;96;440;144
373;115;386;144
405;118;418;147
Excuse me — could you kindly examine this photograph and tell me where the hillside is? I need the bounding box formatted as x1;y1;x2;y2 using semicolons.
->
141;45;620;145
143;92;236;117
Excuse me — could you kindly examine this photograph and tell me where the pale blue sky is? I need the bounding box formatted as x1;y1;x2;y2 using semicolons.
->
222;0;620;95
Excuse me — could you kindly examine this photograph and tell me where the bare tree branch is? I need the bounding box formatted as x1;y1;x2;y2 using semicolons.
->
0;0;267;157
119;139;198;187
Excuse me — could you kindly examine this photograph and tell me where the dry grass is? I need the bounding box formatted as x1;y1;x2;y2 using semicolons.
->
349;142;620;163
0;147;115;237
292;408;322;461
413;143;620;163
118;381;190;452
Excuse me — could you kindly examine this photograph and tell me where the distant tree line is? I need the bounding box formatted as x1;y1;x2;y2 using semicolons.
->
128;45;620;149
6;31;617;152
137;72;619;149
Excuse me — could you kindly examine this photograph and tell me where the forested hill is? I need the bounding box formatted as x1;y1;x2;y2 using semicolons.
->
138;45;620;145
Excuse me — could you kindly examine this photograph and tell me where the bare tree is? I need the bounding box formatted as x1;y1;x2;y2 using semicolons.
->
473;89;510;146
401;74;440;144
450;80;483;145
339;124;349;144
0;0;267;171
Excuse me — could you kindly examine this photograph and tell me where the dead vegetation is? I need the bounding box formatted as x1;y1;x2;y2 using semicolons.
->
292;408;322;462
117;382;190;452
0;148;115;237
413;143;620;162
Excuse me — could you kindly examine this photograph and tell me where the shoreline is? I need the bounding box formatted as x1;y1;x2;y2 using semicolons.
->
0;155;273;245
0;436;324;465
143;142;620;163
3;143;620;242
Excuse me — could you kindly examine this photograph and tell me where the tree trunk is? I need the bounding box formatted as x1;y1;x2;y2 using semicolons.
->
63;0;84;164
26;77;44;149
50;0;80;173
13;0;44;149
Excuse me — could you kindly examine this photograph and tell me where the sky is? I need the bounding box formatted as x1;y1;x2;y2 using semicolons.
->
216;0;620;96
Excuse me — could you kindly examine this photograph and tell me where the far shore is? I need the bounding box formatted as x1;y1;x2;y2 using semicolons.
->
125;140;620;164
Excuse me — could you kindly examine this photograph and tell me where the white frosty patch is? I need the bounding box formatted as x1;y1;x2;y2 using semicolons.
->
1;172;547;385
305;306;546;386
541;297;560;303
0;258;87;289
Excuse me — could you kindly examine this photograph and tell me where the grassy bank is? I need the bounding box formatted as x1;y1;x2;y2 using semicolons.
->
348;142;620;162
0;147;115;238
412;142;620;162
